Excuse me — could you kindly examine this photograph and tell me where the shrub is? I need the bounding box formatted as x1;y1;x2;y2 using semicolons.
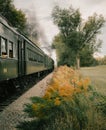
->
17;66;91;130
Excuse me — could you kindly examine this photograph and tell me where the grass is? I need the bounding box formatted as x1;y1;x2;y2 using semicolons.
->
80;65;106;130
80;65;106;96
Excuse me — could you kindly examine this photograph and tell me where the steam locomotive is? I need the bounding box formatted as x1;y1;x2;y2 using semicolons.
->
0;15;54;98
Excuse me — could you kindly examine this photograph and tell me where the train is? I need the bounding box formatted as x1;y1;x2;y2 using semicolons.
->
0;15;54;98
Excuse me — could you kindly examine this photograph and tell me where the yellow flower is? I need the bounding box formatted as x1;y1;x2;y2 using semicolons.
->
47;86;55;93
74;88;81;94
32;104;38;111
82;78;90;90
43;66;90;103
77;80;83;87
59;85;75;97
43;91;51;99
54;98;61;106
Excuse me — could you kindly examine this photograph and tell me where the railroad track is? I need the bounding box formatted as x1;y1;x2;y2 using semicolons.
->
0;85;29;112
0;81;40;112
0;75;46;113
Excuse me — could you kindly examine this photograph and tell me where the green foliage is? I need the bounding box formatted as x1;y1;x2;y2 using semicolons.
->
17;66;91;130
52;6;81;39
0;0;40;43
17;91;106;130
52;6;82;50
52;34;76;66
18;94;89;130
95;95;106;116
80;46;98;66
24;96;57;119
17;66;106;130
83;14;105;44
52;6;105;67
0;0;27;32
80;66;106;129
97;55;106;65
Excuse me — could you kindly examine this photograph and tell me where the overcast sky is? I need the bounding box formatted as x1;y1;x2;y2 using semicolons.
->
13;0;106;57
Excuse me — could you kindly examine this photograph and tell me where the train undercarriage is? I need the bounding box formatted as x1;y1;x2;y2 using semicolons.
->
0;69;52;103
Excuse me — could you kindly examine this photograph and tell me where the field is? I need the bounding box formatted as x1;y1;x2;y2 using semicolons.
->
80;65;106;96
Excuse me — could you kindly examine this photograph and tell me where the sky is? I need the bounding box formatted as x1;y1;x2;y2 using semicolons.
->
13;0;106;59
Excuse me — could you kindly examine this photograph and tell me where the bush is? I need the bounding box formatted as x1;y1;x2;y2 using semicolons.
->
17;66;93;130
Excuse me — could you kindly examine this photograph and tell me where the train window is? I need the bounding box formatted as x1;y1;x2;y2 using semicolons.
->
34;52;38;62
9;41;13;58
38;55;43;63
1;37;7;58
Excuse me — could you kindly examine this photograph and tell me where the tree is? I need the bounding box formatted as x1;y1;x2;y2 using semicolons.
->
0;0;40;43
97;55;106;65
52;34;76;66
0;0;27;32
52;6;105;68
80;45;98;66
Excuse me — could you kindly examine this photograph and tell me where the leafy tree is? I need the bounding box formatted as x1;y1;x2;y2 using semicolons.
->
80;46;98;66
0;0;27;32
79;38;102;66
52;34;76;66
52;6;105;68
0;0;40;43
0;0;12;15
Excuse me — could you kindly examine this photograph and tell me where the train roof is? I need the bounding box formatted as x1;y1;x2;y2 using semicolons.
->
0;15;53;60
0;15;45;55
0;14;10;26
0;14;18;34
18;30;45;54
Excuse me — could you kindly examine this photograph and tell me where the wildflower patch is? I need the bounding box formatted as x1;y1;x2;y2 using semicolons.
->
18;66;91;130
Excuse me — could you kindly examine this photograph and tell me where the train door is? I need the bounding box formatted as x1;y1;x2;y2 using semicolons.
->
18;39;25;76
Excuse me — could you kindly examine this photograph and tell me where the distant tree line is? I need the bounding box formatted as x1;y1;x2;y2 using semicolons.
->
95;55;106;65
52;6;105;68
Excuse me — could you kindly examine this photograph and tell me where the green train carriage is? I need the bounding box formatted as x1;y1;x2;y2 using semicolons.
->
0;15;54;98
0;16;18;82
